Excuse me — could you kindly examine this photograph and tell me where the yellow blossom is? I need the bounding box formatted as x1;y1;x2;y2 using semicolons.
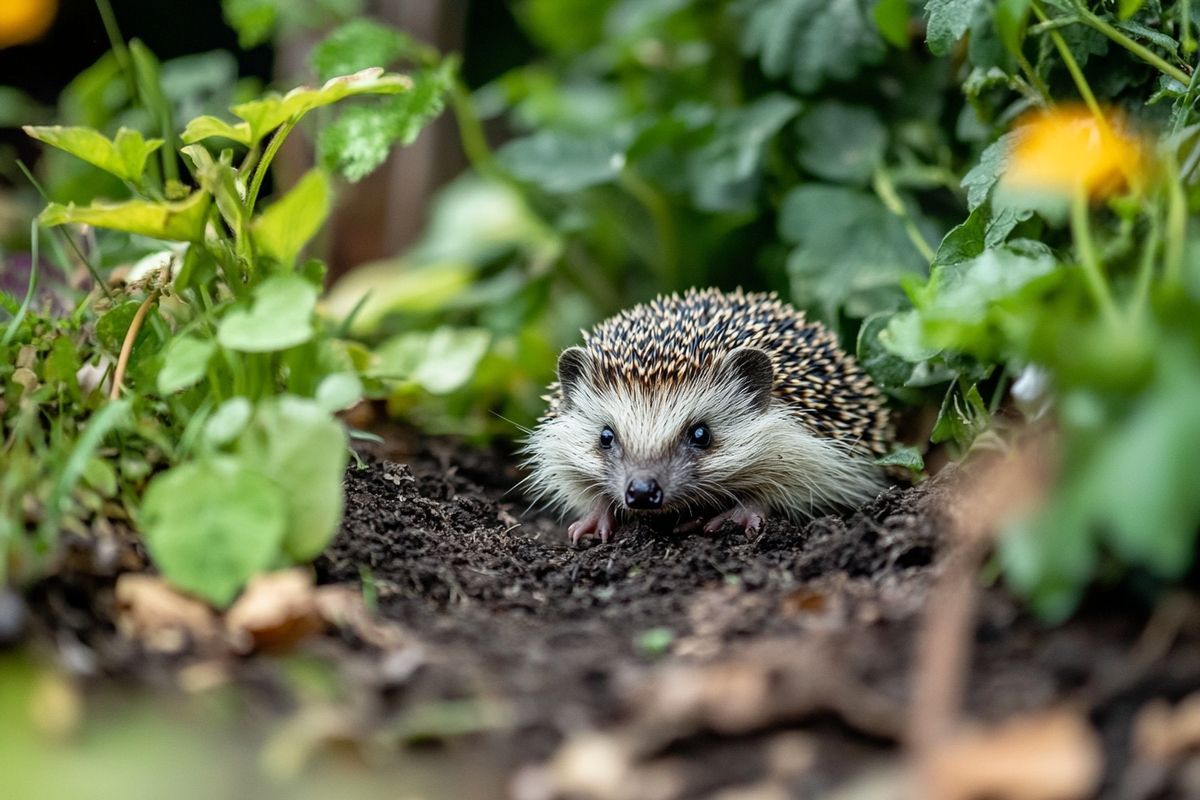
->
0;0;57;49
1003;107;1146;200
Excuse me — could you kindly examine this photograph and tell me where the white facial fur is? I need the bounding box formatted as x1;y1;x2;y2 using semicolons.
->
522;348;882;521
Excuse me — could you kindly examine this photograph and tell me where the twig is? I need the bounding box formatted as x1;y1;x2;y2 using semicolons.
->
109;288;160;400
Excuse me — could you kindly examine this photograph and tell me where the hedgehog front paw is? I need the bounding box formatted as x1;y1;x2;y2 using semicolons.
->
703;505;765;536
567;506;616;545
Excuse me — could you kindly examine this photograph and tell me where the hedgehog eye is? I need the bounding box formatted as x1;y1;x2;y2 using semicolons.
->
686;423;712;449
599;425;616;450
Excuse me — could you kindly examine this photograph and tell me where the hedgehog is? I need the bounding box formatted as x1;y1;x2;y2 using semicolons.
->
521;287;893;543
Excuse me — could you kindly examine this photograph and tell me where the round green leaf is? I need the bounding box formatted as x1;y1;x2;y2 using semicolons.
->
157;336;216;394
217;275;317;352
140;458;287;607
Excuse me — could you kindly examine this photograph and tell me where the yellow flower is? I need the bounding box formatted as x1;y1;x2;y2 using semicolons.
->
0;0;57;49
1003;107;1146;200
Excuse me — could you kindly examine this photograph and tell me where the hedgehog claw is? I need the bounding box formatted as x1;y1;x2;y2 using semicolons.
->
567;507;615;545
703;506;765;536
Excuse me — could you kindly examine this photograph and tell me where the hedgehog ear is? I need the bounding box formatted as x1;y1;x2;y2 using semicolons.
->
720;347;773;412
557;346;593;407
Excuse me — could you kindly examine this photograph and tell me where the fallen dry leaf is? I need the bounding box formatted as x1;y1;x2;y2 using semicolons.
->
1134;693;1200;762
225;568;324;653
114;573;220;653
314;584;411;650
918;708;1103;800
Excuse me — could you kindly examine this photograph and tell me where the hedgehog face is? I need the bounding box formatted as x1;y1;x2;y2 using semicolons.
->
542;346;778;516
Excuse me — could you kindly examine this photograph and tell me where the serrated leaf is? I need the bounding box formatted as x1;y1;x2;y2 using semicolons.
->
857;311;916;388
181;68;412;147
498;130;628;193
876;445;925;471
238;396;349;560
39;191;211;242
217;275;317;352
740;0;886;93
24;125;163;183
687;93;801;211
779;184;929;320
141;457;287;606
157;336;215;394
795;101;886;185
318;64;451;182
924;0;986;56
310;18;429;81
251;169;330;266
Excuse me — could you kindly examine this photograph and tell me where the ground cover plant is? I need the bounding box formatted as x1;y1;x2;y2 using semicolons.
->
4;0;1200;798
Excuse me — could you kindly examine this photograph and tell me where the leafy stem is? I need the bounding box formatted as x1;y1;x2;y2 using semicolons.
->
246;117;299;217
872;169;936;264
1033;2;1104;119
1069;185;1120;329
1068;2;1192;86
110;287;160;400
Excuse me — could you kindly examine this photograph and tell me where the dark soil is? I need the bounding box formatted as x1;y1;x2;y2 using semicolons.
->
20;436;1200;799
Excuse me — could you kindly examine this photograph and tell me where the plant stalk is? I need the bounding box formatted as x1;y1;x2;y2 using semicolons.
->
1069;185;1121;329
109;289;160;400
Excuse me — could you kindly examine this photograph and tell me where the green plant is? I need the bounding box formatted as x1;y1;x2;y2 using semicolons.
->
1;17;450;604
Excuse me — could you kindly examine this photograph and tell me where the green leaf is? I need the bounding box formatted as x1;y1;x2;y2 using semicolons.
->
181;68;413;147
204;397;253;446
218;275;318;352
310;18;430;81
39;191;211;242
687;93;801;211
858;311;917;388
915;246;1059;357
498;130;628;193
94;301;163;367
779;184;929;320
251;169;330;266
876;445;925;472
795;101;886;185
924;0;986;56
318;64;451;182
740;0;886;93
962;132;1019;210
182;144;245;233
43;336;81;388
995;0;1032;57
24;125;163;183
141;457;287;606
315;372;363;412
873;0;911;49
157;336;216;394
931;382;988;448
371;326;490;394
238;397;349;561
1118;0;1146;19
222;0;278;48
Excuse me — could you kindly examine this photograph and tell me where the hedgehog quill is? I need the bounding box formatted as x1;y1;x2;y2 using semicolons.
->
522;288;894;543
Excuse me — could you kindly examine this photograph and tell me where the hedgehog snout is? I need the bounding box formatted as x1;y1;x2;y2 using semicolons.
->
624;476;664;510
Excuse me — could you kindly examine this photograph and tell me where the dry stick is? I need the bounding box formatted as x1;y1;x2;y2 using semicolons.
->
109;289;159;400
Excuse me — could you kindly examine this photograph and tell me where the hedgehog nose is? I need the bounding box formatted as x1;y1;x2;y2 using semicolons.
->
625;478;663;510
